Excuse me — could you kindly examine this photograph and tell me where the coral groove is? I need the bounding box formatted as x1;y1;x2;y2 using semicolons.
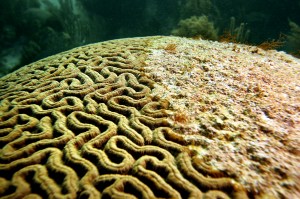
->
0;37;250;198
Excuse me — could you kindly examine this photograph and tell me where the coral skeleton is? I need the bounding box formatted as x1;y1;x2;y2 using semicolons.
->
0;36;299;199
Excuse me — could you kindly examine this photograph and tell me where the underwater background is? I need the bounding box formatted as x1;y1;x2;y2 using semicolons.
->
0;0;300;77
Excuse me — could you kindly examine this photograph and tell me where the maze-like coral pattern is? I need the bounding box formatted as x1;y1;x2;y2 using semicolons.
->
0;37;248;198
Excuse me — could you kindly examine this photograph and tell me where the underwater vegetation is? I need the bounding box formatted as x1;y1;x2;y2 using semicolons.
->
171;15;218;40
219;17;250;44
286;21;300;57
0;0;103;76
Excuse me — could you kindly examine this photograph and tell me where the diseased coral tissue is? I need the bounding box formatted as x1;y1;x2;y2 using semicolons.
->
0;36;299;199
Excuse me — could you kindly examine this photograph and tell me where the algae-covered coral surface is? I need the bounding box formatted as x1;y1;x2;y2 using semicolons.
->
0;36;299;199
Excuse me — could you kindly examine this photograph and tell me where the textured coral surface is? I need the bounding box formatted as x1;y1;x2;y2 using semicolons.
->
0;36;299;199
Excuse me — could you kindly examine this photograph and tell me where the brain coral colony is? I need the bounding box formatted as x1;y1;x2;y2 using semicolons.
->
0;36;300;199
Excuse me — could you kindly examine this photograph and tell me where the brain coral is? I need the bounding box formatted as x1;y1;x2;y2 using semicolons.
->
0;36;299;199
